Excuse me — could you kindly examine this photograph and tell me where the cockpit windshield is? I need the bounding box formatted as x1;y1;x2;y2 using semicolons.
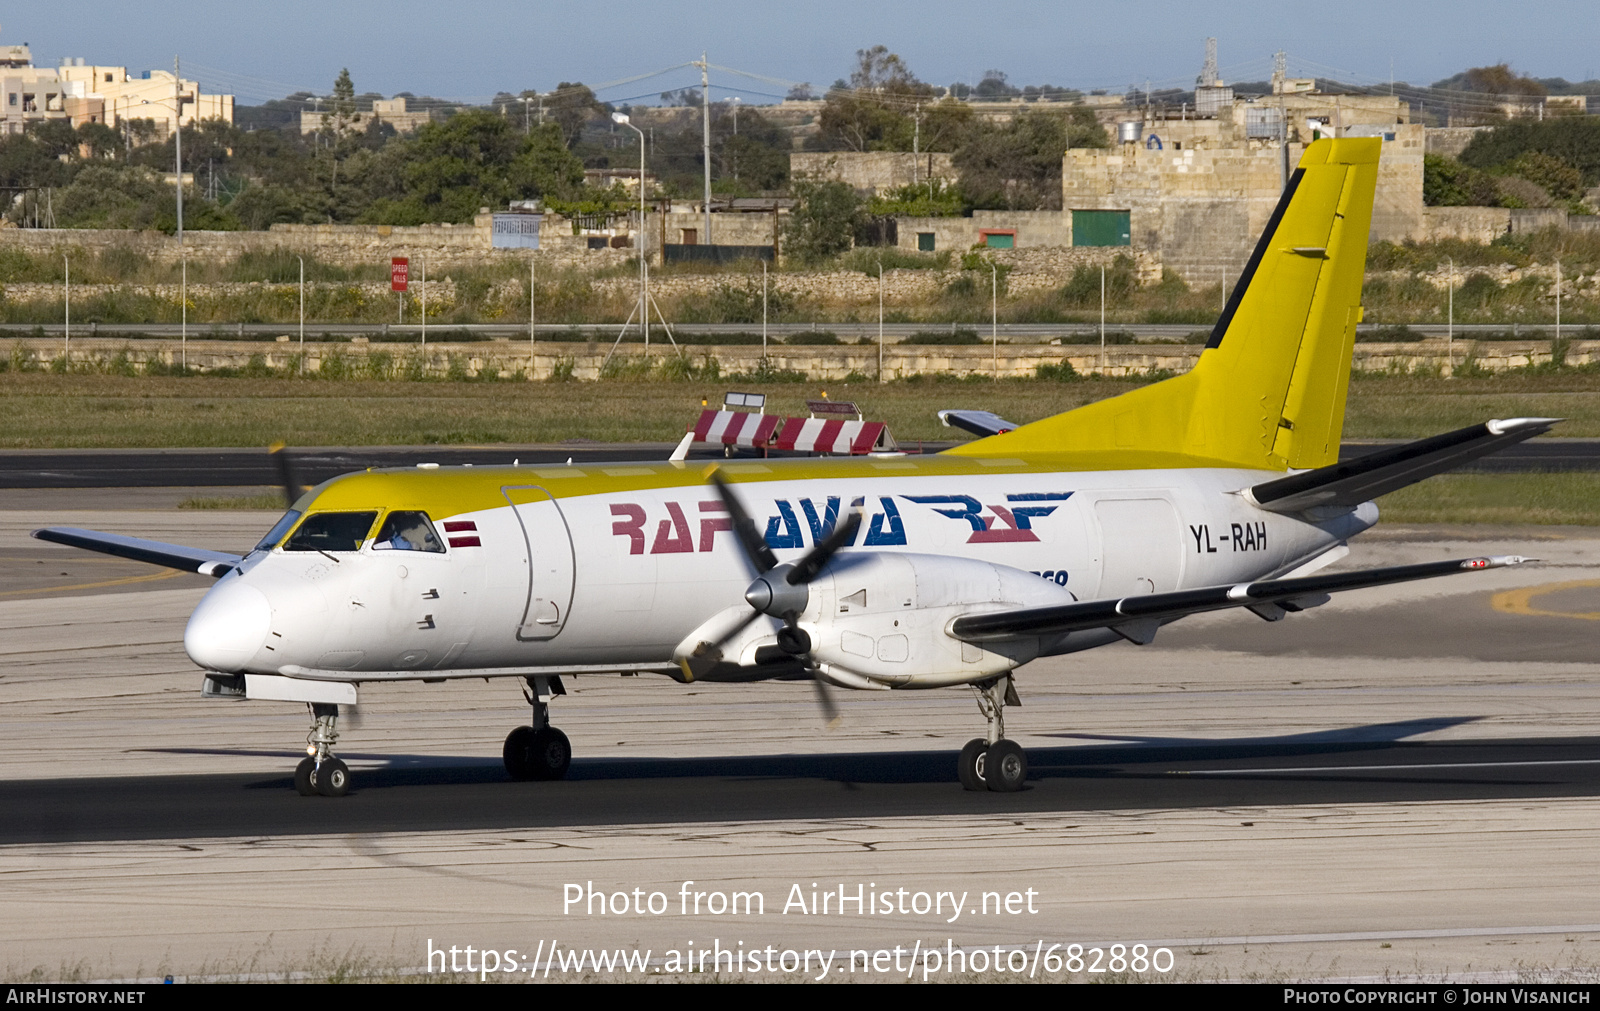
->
255;510;301;551
282;512;379;553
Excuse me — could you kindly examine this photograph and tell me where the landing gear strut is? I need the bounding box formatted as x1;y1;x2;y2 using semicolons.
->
957;675;1027;793
504;675;572;781
295;703;350;797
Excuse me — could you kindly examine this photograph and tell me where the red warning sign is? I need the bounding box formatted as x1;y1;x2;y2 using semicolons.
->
391;257;409;292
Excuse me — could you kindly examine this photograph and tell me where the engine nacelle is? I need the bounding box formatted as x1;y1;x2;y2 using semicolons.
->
800;552;1076;689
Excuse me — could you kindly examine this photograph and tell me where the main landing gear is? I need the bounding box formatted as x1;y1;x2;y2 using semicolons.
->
504;674;572;781
958;675;1027;793
295;703;351;798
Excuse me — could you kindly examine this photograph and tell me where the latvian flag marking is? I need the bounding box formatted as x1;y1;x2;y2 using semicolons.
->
443;520;480;548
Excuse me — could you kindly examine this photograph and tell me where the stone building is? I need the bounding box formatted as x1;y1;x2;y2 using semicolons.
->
1061;93;1421;283
1;42;232;137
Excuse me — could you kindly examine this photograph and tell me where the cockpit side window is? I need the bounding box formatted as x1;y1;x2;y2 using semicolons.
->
282;511;379;552
372;511;445;553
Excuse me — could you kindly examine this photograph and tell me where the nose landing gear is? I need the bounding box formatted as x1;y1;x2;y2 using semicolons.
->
295;703;350;797
957;675;1027;793
504;674;572;781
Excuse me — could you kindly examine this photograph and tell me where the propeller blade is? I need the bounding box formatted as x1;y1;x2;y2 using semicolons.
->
269;443;302;510
810;672;840;727
703;606;768;658
786;508;862;586
708;470;778;575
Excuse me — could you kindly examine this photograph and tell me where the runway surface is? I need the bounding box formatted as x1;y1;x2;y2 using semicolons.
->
0;437;1596;490
3;514;1599;980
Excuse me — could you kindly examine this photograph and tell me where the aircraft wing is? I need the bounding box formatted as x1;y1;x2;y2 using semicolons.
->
1247;418;1558;514
949;555;1528;645
938;410;1020;438
32;527;242;577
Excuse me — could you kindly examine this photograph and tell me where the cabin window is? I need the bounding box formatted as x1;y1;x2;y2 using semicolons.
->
283;511;379;552
372;511;445;553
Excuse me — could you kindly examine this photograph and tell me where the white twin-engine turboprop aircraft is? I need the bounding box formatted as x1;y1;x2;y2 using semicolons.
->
37;138;1550;797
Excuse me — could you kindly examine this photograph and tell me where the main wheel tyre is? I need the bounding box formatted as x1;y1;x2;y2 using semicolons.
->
316;757;351;798
503;726;535;781
294;757;318;797
529;727;572;781
958;738;989;792
986;740;1027;793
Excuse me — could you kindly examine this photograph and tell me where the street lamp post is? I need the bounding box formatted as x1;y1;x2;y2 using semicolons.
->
611;113;648;348
1100;265;1107;373
877;260;885;384
296;255;305;373
1446;257;1454;374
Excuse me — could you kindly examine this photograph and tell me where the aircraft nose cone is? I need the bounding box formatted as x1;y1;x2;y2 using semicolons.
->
184;579;272;673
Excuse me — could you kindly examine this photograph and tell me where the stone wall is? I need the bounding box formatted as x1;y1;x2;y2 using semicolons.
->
1425;126;1491;158
0;219;634;271
1420;206;1511;243
8;337;1589;382
894;210;1074;252
2;248;1162;315
789;152;958;194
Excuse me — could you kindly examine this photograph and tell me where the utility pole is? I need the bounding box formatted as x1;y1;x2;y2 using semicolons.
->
695;52;712;245
912;103;921;187
62;254;69;359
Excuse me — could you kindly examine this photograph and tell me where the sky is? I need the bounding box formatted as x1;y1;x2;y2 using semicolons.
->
5;1;1596;105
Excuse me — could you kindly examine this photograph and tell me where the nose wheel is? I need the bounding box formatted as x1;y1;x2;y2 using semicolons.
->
294;704;352;797
959;676;1027;793
504;675;571;782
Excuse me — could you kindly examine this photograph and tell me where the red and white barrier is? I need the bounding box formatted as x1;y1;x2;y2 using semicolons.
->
687;410;895;455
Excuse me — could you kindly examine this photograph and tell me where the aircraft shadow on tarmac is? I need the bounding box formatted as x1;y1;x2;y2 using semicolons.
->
145;716;1492;790
9;721;1600;844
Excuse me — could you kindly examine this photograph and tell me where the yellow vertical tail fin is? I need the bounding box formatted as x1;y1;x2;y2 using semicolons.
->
948;137;1380;471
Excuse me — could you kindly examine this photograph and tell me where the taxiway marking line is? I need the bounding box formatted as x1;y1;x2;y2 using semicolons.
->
1176;758;1600;775
0;567;183;597
1492;578;1600;621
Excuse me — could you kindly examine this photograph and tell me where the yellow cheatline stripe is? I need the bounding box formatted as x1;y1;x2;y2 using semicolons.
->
0;567;185;598
1491;579;1600;621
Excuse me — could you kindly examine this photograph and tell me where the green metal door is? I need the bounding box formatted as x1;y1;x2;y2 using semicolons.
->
1072;210;1131;247
917;232;936;252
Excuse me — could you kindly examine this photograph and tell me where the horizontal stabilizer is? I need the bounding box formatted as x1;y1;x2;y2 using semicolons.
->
32;527;242;577
1247;418;1560;514
938;410;1020;438
950;555;1528;643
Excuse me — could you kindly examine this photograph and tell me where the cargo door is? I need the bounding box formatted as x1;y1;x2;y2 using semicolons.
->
1093;497;1184;597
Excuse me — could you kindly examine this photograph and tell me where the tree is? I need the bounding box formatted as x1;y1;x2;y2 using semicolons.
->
973;70;1020;100
782;178;862;261
1460;117;1600;187
816;45;937;151
546;82;605;148
955;107;1107;210
359;112;583;224
321;69;362;140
